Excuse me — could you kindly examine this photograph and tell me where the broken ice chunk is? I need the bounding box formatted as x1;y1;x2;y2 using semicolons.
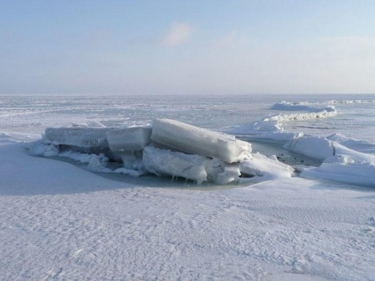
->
151;119;252;163
119;151;144;170
206;158;241;184
142;146;208;184
143;146;241;184
44;128;111;149
106;127;152;152
240;153;294;179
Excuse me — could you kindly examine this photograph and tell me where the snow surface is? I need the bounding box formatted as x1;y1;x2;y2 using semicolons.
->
1;94;375;280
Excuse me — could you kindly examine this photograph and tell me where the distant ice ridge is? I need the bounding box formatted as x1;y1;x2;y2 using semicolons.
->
268;101;337;124
284;134;375;186
326;99;375;104
31;119;293;185
227;100;337;142
224;100;375;187
271;101;337;113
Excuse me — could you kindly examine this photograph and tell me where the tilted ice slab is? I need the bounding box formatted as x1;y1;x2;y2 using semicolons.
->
106;127;152;151
143;146;294;185
240;153;294;181
143;146;243;184
143;146;209;184
151;119;252;163
45;128;111;149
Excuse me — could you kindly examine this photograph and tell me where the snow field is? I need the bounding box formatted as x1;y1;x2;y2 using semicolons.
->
1;141;375;280
1;95;375;280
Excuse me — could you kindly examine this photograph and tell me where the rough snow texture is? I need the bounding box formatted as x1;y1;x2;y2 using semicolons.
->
45;127;111;149
106;127;151;151
152;118;252;163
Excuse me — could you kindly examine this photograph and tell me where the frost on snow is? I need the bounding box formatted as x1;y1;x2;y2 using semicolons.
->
34;119;293;185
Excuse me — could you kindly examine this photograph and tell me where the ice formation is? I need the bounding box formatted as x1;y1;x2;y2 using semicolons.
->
45;128;111;149
34;119;298;185
106;127;151;151
26;96;375;187
301;142;375;187
271;101;336;113
240;153;294;180
226;101;337;143
280;133;375;187
143;146;209;184
142;147;254;184
151;118;252;163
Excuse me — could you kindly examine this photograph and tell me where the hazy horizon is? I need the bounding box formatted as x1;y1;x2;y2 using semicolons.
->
1;1;375;96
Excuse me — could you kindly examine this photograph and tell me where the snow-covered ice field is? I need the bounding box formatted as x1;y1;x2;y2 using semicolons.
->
1;94;375;280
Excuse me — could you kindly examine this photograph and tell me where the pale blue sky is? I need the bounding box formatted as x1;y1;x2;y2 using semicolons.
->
1;0;374;95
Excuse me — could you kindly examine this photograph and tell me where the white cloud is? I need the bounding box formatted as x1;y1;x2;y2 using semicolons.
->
160;22;193;47
214;31;237;49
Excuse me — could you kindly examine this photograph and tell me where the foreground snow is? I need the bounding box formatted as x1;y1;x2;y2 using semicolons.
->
1;95;375;280
1;139;375;281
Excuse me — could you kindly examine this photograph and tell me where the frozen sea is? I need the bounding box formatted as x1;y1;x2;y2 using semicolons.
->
1;94;375;280
2;94;375;142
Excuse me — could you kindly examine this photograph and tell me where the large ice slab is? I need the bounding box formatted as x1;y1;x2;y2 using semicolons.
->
142;146;242;184
240;153;294;180
151;119;252;163
106;127;152;151
143;146;209;184
45;128;111;149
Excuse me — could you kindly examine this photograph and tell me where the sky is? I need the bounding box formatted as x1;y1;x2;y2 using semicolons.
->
1;0;375;95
